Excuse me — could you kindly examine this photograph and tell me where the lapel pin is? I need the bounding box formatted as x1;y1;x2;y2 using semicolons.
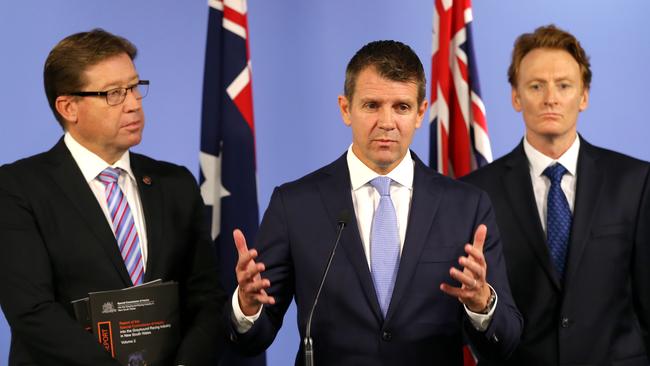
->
142;176;152;185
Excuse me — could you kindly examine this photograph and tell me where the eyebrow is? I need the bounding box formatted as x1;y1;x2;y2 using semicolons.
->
97;74;140;90
526;76;575;83
358;96;415;104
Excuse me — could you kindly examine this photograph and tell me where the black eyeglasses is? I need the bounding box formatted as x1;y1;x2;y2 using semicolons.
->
69;80;150;106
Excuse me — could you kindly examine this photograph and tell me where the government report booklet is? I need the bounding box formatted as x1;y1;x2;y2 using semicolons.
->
72;280;180;365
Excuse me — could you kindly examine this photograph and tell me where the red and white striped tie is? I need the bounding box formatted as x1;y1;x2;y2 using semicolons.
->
97;167;144;286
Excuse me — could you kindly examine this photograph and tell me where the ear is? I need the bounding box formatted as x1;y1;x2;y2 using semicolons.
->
414;100;428;129
511;87;522;112
579;87;589;112
55;96;79;126
338;95;352;127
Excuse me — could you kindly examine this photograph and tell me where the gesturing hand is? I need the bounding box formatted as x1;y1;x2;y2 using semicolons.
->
234;229;275;316
440;224;492;313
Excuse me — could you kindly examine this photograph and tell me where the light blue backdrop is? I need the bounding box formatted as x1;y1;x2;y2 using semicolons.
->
1;1;648;365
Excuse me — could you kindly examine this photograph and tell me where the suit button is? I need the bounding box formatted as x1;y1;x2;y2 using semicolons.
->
382;331;392;341
560;317;570;328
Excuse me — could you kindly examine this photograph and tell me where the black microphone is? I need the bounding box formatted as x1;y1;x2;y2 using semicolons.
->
303;210;350;366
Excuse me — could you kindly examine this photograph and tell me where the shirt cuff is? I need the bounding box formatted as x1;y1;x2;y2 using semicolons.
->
231;286;263;334
464;284;498;332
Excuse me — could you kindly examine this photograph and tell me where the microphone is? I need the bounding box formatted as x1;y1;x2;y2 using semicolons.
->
303;210;349;366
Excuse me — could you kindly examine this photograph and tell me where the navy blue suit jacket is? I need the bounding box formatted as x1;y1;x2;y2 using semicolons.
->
229;152;522;365
463;138;650;365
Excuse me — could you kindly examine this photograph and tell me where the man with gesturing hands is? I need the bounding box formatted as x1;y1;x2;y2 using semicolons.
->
227;40;522;365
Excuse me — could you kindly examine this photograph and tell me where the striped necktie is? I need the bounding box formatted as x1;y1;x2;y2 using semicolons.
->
97;167;144;286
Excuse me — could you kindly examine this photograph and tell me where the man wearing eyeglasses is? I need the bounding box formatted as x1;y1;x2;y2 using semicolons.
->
0;29;227;365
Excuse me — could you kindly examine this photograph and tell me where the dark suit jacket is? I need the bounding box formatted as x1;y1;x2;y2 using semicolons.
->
0;139;227;366
463;138;650;365
228;152;522;365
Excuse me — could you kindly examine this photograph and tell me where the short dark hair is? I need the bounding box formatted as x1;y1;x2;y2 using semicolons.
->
508;24;591;90
43;28;137;128
344;40;426;104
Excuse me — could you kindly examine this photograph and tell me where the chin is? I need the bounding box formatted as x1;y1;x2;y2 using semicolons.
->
123;136;143;149
372;153;397;164
529;124;569;137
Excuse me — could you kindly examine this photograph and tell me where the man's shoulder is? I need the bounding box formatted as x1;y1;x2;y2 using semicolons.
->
462;148;520;187
0;142;69;202
584;142;650;171
1;151;49;169
130;152;194;179
0;146;58;180
275;153;347;191
416;161;491;203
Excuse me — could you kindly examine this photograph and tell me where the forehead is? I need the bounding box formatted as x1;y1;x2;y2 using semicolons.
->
518;48;581;80
82;53;138;89
352;67;419;101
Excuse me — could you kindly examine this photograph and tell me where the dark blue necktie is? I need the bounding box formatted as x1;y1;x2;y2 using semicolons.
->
543;163;572;279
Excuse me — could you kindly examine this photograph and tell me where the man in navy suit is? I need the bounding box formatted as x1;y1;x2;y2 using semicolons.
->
463;25;650;364
0;29;226;365
227;40;522;365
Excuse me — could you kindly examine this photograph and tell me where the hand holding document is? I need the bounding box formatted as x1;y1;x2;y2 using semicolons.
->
72;280;180;365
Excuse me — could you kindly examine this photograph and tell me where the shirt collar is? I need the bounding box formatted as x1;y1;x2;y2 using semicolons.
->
64;132;135;183
346;144;414;191
523;135;580;177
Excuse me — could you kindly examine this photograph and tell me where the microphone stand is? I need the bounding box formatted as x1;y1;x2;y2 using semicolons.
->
303;213;348;366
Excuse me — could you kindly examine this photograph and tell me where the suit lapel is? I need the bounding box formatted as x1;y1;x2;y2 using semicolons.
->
385;155;442;322
502;144;561;290
130;154;164;282
563;140;604;289
316;154;383;323
46;139;132;286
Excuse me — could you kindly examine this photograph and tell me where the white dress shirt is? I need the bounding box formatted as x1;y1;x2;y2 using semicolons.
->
64;132;148;270
347;145;413;266
232;146;495;332
523;136;579;234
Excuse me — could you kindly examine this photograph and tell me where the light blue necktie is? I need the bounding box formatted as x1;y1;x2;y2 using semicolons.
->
543;163;572;279
369;176;400;317
98;167;145;286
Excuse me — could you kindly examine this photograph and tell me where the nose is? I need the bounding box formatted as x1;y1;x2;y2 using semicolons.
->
377;106;396;130
543;86;558;107
122;87;142;112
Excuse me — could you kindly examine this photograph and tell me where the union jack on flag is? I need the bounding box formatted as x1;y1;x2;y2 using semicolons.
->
199;1;265;365
430;2;490;364
430;0;492;178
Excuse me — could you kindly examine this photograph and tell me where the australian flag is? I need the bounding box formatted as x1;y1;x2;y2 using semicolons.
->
199;1;264;365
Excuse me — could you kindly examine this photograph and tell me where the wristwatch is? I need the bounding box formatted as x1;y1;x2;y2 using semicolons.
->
479;287;497;314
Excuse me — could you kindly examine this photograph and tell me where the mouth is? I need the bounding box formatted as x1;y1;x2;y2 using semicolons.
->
373;138;397;144
372;139;398;149
539;113;562;120
122;120;143;131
